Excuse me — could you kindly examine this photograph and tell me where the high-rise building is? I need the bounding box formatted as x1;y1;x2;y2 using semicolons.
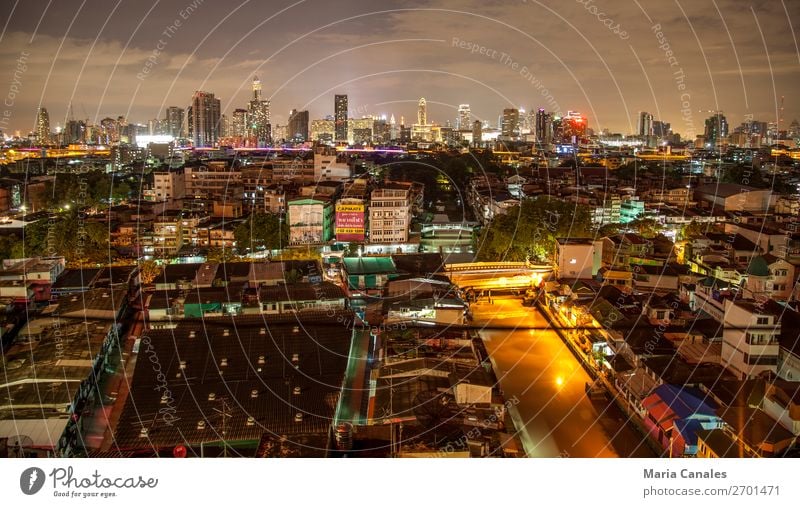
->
653;120;671;137
35;107;50;143
288;109;309;141
248;76;271;146
389;114;398;142
520;108;535;134
535;108;552;144
188;90;221;147
231;108;248;138
417;97;427;126
501;108;520;138
100;117;119;144
64;119;86;144
165;106;184;137
148;118;162;135
472;120;482;146
638;111;653;137
457;104;471;129
310;118;334;143
561;111;587;142
334;94;348;143
704;113;729;147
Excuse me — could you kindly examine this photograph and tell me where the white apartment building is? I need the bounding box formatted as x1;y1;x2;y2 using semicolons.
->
721;299;781;379
369;187;410;244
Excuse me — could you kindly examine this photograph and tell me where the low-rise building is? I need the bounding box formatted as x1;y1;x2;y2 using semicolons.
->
287;197;334;245
369;187;411;244
721;299;781;379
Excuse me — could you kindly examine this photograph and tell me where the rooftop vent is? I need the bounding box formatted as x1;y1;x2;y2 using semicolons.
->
208;392;216;401
197;420;206;430
250;389;258;398
294;413;303;422
257;355;265;365
189;330;196;338
293;386;301;395
220;357;228;367
139;428;149;438
259;328;266;335
179;360;187;369
223;329;230;337
246;416;255;426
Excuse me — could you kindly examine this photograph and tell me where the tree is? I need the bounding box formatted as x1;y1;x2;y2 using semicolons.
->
138;259;162;284
678;220;707;241
475;196;592;262
13;210;116;265
597;223;622;237
627;218;661;239
206;247;237;263
234;212;287;254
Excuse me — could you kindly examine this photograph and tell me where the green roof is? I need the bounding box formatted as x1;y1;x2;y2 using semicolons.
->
342;256;397;275
287;198;329;206
746;256;770;277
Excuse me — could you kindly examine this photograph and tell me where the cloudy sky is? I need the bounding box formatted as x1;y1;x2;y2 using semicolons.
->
1;0;798;137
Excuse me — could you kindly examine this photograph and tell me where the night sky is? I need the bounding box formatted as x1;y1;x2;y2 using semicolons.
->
1;0;798;136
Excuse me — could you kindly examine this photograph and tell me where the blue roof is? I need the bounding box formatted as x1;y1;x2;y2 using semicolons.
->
674;418;716;447
647;384;717;420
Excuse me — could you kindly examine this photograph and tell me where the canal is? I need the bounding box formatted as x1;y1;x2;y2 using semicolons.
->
473;297;657;457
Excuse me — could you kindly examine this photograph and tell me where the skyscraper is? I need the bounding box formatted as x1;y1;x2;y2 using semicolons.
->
502;108;520;138
653;121;671;138
165;106;184;138
535;108;552;144
188;90;221;147
457;104;470;129
472;120;482;146
248;76;271;146
288;109;309;141
704;113;729;147
638;111;653;137
334;94;348;143
417;97;427;126
232;108;248;138
35;107;50;143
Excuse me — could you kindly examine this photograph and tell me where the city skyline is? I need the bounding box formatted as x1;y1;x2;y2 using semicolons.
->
1;0;798;136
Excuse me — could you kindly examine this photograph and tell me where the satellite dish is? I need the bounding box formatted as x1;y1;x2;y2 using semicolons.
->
8;435;34;458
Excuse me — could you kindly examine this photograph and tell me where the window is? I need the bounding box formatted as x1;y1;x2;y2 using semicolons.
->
756;317;769;325
743;354;777;365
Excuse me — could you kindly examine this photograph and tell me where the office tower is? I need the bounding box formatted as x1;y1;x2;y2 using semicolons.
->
457;104;471;129
220;114;231;138
232;108;248;138
35;107;50;143
535;108;553;144
165;106;184;137
472;120;482;145
704;113;729;147
638;111;653;136
188;90;221;147
653;120;671;138
561;111;587;141
64;119;86;144
520;108;535;134
248;76;271;146
334;94;348;143
502;108;520;138
389;114;398;141
417;97;427;126
288;109;309;141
